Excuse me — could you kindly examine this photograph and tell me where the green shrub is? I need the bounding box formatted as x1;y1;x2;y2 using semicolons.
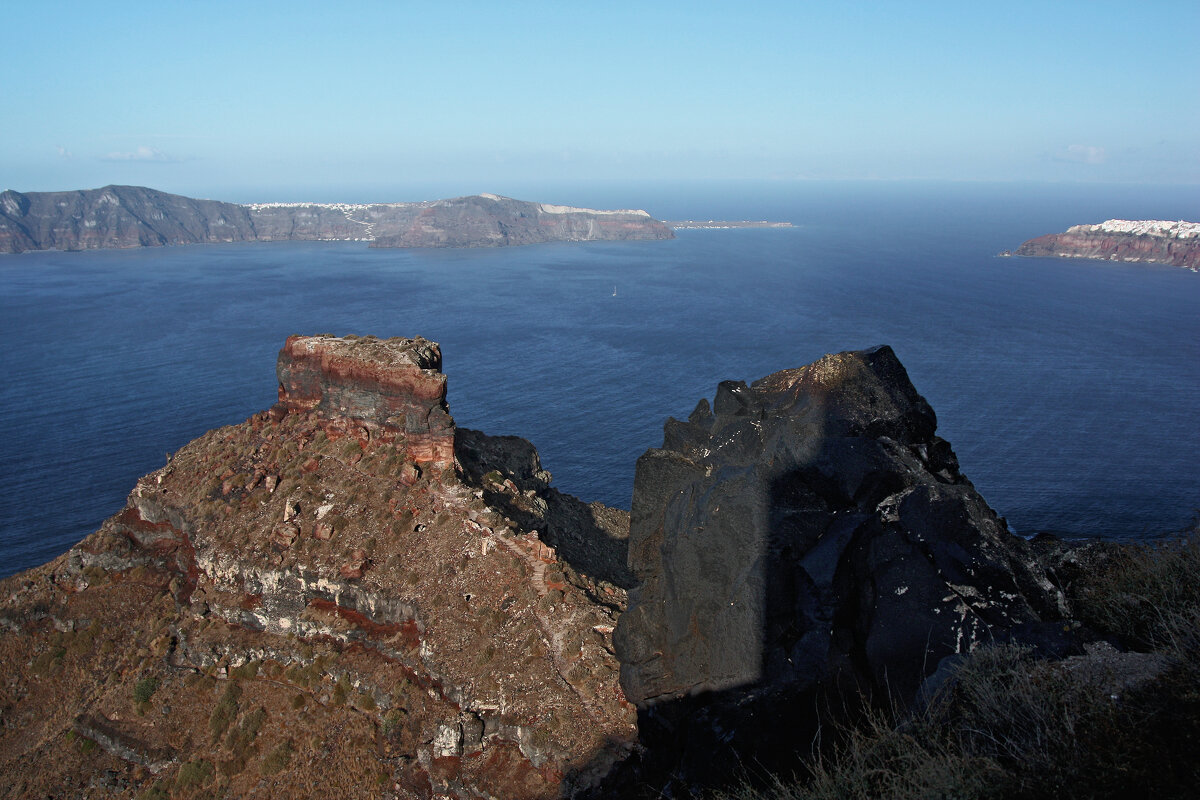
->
209;683;241;741
175;758;214;791
134;781;169;800
133;676;159;705
230;659;259;680
261;741;293;775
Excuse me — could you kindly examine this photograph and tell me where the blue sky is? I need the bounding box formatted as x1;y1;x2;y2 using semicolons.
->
3;1;1197;200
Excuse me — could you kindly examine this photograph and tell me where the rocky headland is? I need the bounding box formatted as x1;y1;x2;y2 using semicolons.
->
0;186;674;254
0;335;637;798
0;339;1182;798
1010;219;1200;271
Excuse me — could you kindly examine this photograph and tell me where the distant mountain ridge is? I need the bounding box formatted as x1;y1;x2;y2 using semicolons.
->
0;185;674;253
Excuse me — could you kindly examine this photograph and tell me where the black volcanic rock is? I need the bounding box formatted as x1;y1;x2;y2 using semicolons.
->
611;345;1066;790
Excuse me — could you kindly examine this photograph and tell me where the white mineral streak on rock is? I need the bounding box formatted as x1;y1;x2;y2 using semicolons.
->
432;723;463;758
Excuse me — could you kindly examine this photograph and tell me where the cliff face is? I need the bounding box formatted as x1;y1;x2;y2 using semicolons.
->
0;187;674;253
1014;219;1200;270
0;185;257;253
1;338;1096;797
274;335;454;467
369;194;674;248
611;345;1066;790
244;201;424;242
0;335;635;799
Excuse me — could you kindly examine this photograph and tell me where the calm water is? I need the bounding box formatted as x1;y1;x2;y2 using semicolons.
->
1;181;1197;578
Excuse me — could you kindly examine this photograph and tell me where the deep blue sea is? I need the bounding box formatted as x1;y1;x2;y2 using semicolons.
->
1;181;1197;579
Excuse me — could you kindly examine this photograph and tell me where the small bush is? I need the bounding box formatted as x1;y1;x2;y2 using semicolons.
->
133;676;159;705
1076;530;1200;651
230;660;260;680
209;683;241;741
134;781;169;800
175;758;214;791
261;741;293;775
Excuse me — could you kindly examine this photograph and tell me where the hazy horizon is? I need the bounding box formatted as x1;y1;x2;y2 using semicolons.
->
4;1;1197;201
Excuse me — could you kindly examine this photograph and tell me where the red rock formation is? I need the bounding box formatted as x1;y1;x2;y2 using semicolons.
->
1014;220;1200;270
0;334;635;798
275;334;455;467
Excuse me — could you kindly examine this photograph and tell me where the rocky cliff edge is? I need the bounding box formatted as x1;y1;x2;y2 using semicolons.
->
0;335;635;799
0;340;1081;798
609;345;1068;791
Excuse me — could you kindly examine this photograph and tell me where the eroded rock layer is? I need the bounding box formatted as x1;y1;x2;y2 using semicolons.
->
275;335;454;467
0;336;635;799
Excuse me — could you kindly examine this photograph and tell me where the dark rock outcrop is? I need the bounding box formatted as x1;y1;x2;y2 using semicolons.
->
611;345;1066;790
1013;219;1200;270
370;194;674;248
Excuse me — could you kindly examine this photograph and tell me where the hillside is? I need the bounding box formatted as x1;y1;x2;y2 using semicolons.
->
0;186;674;253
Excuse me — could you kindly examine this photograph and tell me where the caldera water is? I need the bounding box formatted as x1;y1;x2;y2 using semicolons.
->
1;180;1196;578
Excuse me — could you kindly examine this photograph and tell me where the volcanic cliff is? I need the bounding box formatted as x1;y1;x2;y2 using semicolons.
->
0;186;674;254
607;345;1068;792
0;340;1080;798
0;335;636;799
1012;219;1200;270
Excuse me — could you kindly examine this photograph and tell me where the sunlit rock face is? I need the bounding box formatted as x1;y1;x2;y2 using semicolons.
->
275;334;455;468
612;345;1065;787
0;334;637;799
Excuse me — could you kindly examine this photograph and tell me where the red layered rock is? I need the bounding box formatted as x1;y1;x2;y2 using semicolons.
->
0;334;636;799
1013;219;1200;270
276;334;455;467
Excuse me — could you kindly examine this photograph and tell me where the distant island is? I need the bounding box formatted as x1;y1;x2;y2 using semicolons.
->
0;185;674;254
1005;219;1200;271
665;219;793;229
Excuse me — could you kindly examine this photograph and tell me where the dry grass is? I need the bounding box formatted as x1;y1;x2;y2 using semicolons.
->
715;525;1200;800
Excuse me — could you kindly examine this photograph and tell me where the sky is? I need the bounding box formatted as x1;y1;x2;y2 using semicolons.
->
3;1;1198;201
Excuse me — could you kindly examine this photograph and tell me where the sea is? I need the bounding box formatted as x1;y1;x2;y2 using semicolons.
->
1;180;1197;579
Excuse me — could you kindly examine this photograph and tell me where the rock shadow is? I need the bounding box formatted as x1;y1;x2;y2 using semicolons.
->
583;346;1069;797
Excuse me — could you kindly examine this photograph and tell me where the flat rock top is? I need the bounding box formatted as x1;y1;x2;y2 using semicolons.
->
283;334;442;372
